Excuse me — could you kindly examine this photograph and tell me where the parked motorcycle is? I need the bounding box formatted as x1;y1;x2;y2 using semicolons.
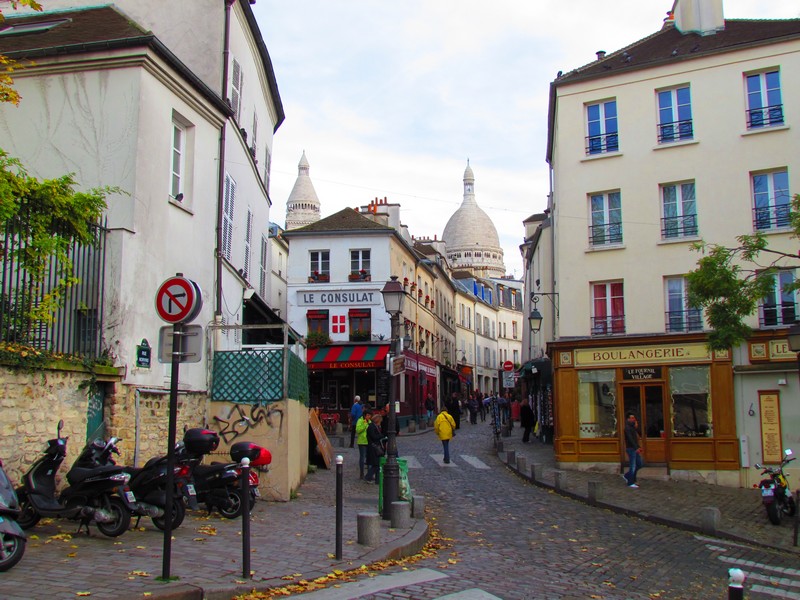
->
0;457;25;571
15;420;136;537
755;448;797;525
82;436;196;531
183;429;271;519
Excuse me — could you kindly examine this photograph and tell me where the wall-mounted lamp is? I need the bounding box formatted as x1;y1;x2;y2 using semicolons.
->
529;292;559;333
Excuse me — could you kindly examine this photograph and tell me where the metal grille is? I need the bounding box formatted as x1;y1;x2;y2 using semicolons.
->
211;348;308;405
0;215;106;357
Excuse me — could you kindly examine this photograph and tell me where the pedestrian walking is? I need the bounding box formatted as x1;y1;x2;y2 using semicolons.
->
449;392;462;430
349;395;363;448
623;412;643;488
477;391;486;422
425;394;435;421
467;396;478;425
356;408;371;479
520;398;535;443
434;406;457;464
364;414;384;483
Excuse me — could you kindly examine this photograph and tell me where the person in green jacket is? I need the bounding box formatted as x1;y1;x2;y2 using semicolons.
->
355;408;372;479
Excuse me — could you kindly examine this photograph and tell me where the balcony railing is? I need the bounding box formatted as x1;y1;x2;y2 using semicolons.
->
747;104;784;129
661;214;698;239
657;119;693;143
665;309;703;333
591;315;626;335
589;222;623;246
760;302;797;328
753;204;790;231
586;132;619;155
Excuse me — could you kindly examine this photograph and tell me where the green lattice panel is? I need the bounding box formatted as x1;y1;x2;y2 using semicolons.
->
212;349;284;403
288;352;309;405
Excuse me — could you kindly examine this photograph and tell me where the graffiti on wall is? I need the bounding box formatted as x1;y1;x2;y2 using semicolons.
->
212;402;284;443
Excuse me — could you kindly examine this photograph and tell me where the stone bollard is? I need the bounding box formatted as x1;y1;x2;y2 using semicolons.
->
496;440;504;453
700;506;721;535
502;424;512;438
407;420;417;434
553;470;567;490
419;420;427;431
412;494;425;519
506;450;516;465
588;480;602;505
335;422;344;436
390;501;412;529
357;512;381;547
530;463;542;482
516;456;528;475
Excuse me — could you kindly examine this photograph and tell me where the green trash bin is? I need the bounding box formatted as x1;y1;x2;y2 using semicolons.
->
378;457;410;513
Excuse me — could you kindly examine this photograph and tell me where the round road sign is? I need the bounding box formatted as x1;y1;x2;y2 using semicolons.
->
503;360;514;372
155;276;202;324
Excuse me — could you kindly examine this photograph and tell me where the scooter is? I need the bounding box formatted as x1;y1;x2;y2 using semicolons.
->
0;457;25;571
15;420;136;537
755;448;797;525
184;429;270;519
81;436;196;531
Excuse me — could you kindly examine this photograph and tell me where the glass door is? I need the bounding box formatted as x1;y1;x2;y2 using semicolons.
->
621;384;666;464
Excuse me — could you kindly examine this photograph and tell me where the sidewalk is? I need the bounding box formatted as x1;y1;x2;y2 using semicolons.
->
494;429;800;555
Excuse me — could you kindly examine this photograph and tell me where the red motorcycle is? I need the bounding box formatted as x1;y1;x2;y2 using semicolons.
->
755;448;796;525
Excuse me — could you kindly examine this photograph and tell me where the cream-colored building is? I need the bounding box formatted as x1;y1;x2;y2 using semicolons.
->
545;1;800;486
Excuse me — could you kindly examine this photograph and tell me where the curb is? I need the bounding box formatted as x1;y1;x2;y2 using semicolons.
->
498;451;799;556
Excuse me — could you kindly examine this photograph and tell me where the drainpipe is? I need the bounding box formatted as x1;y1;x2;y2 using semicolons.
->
134;388;141;467
217;0;235;321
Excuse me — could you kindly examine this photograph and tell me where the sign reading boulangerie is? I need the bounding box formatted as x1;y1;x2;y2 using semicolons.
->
759;391;783;464
575;342;711;367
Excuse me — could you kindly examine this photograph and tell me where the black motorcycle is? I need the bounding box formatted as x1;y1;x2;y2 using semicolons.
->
15;420;136;537
82;437;196;531
755;448;797;525
0;457;25;571
184;429;270;519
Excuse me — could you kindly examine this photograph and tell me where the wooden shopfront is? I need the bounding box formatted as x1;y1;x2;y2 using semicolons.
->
550;334;739;474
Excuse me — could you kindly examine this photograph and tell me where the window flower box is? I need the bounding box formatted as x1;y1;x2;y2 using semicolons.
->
348;271;371;282
350;329;371;341
403;277;409;287
308;272;330;283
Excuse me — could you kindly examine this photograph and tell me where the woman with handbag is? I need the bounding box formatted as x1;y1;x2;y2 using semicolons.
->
364;414;384;483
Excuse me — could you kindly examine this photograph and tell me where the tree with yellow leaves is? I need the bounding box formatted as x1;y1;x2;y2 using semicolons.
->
0;0;43;105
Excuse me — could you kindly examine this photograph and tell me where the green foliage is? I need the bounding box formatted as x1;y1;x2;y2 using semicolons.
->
305;331;331;348
0;340;112;372
687;194;800;350
0;1;43;105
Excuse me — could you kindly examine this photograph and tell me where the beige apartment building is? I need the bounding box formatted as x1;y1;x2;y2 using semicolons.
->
545;3;800;485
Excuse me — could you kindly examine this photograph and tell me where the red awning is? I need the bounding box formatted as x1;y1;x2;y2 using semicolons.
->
307;345;389;369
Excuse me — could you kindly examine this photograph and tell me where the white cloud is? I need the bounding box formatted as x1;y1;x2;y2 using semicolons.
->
255;0;798;278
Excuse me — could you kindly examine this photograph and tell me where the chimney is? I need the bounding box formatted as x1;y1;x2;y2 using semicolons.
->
596;50;606;60
673;0;724;36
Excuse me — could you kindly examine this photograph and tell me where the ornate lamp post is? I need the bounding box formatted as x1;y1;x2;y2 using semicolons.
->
380;276;406;519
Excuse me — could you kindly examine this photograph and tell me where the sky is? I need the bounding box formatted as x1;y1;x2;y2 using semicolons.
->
253;1;800;279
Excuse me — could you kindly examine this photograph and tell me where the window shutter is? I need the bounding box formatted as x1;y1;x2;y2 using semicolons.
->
223;175;236;260
259;235;268;298
243;208;253;280
231;59;242;120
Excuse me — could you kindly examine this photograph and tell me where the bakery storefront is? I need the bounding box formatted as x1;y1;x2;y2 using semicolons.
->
550;334;739;482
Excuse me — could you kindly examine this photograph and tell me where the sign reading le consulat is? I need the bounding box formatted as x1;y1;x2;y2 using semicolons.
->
575;342;711;367
299;290;378;306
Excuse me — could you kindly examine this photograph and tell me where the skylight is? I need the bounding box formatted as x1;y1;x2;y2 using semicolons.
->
0;18;70;36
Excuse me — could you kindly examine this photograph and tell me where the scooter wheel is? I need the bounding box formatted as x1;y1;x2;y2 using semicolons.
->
787;496;797;517
219;489;245;519
0;530;25;572
96;497;132;537
15;489;40;531
153;498;186;531
767;501;782;525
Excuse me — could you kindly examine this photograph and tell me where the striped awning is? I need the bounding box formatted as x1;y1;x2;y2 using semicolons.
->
307;344;390;369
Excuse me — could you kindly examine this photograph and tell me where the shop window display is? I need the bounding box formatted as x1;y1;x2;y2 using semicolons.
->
669;366;712;437
578;369;617;437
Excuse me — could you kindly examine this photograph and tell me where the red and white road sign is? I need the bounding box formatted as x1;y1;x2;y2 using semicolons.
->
155;276;202;324
503;360;514;372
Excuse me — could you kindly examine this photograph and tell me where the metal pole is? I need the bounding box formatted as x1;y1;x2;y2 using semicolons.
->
161;322;182;580
794;489;799;547
335;455;343;559
728;568;745;600
382;312;400;520
241;457;251;579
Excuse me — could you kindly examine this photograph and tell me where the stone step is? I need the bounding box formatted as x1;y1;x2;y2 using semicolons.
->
636;466;669;481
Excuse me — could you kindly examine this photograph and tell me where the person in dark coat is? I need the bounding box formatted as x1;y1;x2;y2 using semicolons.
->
449;393;462;429
364;414;384;484
520;398;535;443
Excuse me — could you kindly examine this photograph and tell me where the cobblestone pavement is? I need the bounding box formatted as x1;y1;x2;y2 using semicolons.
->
4;420;799;600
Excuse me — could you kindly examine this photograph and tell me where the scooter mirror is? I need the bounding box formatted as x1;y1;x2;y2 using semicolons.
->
785;448;794;458
57;419;64;433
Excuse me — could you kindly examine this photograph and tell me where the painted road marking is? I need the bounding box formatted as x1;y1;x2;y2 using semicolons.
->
460;455;490;469
295;568;448;599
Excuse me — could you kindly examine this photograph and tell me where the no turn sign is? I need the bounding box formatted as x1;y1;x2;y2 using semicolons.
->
155;276;203;324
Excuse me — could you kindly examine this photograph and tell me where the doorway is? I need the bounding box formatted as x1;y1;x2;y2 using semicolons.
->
621;383;666;464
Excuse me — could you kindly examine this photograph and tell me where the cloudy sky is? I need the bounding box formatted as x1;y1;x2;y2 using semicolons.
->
254;1;799;278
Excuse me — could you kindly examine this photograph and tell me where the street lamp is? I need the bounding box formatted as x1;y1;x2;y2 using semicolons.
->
380;275;405;520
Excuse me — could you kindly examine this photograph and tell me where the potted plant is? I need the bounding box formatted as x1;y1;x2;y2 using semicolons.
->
350;329;371;341
305;331;332;348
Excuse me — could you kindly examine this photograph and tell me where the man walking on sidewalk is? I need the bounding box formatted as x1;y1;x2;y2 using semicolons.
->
349;395;363;448
624;412;643;488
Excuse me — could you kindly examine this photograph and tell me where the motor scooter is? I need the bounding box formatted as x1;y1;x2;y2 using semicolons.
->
0;457;25;571
183;429;270;519
755;448;797;525
15;420;136;536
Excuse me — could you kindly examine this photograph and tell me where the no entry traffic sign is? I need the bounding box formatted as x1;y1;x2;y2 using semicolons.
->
155;275;203;324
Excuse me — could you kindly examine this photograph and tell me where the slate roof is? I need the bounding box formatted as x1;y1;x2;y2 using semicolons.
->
556;19;800;86
282;207;393;236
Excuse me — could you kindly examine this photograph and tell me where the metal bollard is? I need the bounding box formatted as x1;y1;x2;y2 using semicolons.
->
794;489;799;547
335;455;343;559
240;457;251;579
728;568;745;600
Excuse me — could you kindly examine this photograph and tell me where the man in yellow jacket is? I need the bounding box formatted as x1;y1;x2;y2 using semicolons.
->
434;406;457;464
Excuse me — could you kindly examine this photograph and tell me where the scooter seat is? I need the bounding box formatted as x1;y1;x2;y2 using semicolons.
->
67;464;126;484
193;462;235;476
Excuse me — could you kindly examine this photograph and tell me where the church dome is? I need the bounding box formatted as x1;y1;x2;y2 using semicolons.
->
442;162;505;278
285;151;321;230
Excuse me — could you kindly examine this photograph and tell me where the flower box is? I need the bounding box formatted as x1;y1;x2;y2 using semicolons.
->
308;272;330;283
